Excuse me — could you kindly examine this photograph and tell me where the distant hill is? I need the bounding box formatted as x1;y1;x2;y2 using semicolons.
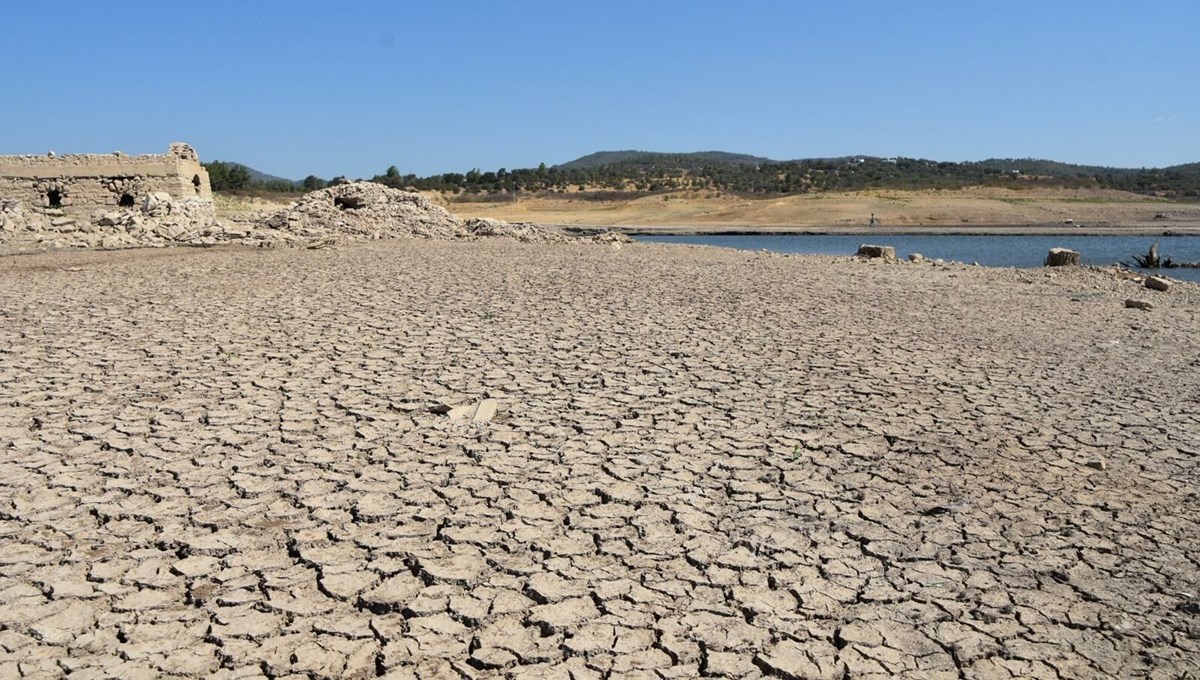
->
206;150;1200;199
228;163;299;187
559;151;1200;178
557;150;771;171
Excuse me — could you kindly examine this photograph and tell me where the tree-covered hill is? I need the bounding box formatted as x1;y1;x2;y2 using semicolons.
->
370;152;1200;198
203;161;302;193
557;150;770;171
208;152;1200;199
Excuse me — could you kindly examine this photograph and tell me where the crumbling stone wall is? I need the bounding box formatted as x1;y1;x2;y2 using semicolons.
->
0;142;212;215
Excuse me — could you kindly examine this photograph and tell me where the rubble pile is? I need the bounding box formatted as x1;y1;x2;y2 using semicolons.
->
1;181;635;252
255;183;467;245
591;230;634;245
0;194;225;250
464;217;574;244
0;200;45;232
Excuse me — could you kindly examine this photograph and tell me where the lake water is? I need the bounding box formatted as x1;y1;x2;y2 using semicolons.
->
635;233;1200;283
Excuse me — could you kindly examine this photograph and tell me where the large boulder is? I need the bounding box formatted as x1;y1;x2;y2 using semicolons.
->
1144;276;1171;292
1044;248;1080;267
856;244;896;260
141;192;175;217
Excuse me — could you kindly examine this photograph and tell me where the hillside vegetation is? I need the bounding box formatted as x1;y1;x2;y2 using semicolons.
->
208;151;1200;201
379;152;1200;199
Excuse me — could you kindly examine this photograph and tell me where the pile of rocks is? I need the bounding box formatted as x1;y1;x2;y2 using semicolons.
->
0;200;44;233
464;217;573;244
256;182;467;244
1;194;225;250
591;230;634;245
2;181;634;252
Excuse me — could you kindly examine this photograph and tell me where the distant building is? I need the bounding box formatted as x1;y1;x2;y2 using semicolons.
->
0;142;212;216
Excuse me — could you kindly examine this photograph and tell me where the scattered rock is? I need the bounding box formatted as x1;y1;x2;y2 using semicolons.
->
1145;276;1171;292
1045;248;1080;267
464;217;571;243
908;252;925;263
1085;460;1108;471
472;399;498;423
856;244;896;260
592;231;634;245
97;212;121;227
446;399;499;423
1125;299;1154;310
0;194;218;251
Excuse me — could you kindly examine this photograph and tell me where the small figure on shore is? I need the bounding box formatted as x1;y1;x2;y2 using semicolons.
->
869;213;877;227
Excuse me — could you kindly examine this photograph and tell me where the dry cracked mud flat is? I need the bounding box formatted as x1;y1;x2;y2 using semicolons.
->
1;240;1198;679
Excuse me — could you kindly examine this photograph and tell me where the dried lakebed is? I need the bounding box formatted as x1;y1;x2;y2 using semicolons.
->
1;240;1198;679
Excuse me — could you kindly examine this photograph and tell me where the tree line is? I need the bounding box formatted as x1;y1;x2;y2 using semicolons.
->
371;156;1200;198
205;156;1200;198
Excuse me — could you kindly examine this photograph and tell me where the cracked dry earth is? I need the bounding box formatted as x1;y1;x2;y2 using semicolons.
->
1;240;1198;680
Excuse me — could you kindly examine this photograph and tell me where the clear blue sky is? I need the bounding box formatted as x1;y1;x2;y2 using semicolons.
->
4;1;1196;179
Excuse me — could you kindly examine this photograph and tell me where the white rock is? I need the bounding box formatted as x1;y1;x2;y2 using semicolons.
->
856;244;896;260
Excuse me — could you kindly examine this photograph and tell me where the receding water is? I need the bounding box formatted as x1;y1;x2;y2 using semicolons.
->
635;233;1200;283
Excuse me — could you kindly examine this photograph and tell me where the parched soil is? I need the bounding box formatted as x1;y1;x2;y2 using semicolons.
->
1;240;1198;678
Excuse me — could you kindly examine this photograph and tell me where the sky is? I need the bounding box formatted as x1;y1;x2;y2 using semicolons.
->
3;1;1197;179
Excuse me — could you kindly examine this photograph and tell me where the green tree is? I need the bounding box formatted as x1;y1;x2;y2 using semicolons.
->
203;161;252;192
303;175;327;191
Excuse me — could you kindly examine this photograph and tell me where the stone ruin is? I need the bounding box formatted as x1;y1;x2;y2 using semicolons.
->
1;146;633;251
0;142;221;249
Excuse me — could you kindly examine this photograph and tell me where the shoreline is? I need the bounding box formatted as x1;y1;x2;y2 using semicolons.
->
559;222;1200;236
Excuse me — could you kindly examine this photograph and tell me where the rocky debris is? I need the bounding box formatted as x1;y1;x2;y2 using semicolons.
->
856;244;896;260
1045;247;1081;266
256;182;467;245
141;192;170;216
908;252;926;263
1097;265;1145;282
464;217;572;243
0;194;223;251
228;184;620;250
1;199;46;233
1126;298;1155;310
1;184;632;252
592;230;634;244
446;399;498;423
1145;276;1172;292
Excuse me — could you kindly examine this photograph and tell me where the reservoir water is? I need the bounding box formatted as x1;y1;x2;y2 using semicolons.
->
635;233;1200;283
